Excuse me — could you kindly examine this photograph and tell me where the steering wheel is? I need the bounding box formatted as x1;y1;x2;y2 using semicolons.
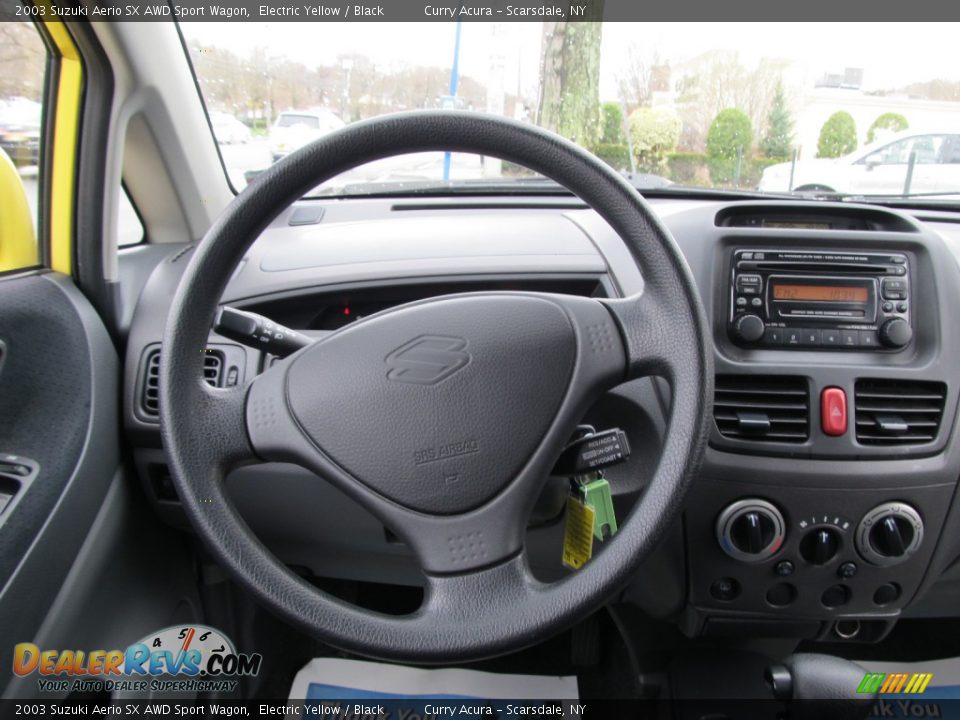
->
160;111;712;662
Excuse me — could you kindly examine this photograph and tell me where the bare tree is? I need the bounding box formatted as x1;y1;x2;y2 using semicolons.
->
617;46;663;112
0;24;46;101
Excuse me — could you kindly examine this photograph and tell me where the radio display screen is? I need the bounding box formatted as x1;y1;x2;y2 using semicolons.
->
772;283;869;303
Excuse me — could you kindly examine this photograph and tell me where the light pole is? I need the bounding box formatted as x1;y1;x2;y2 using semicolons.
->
340;57;354;121
442;19;463;182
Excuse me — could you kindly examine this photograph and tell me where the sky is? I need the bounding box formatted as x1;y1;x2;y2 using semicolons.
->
181;22;960;102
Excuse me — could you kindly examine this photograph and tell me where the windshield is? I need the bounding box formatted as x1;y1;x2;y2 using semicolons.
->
276;114;322;129
181;22;960;200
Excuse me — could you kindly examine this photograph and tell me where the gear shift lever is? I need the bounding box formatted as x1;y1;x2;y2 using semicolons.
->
766;654;877;719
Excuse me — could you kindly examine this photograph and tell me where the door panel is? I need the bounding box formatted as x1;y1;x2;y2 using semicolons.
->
0;272;120;694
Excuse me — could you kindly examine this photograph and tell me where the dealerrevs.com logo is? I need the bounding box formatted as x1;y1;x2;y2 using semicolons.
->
13;625;262;694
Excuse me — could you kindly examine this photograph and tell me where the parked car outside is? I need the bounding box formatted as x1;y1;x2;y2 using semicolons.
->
760;130;960;195
0;97;42;168
268;108;344;162
209;111;252;145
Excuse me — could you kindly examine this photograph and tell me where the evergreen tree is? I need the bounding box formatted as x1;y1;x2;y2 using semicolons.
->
760;82;793;160
706;108;752;186
817;112;857;158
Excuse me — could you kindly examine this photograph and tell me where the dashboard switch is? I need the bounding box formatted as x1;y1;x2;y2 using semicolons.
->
821;387;847;436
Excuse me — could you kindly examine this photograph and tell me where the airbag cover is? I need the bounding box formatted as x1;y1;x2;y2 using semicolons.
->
285;295;576;515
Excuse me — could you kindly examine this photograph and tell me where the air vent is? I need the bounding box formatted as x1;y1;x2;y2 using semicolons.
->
139;348;223;419
714;375;810;443
855;379;947;445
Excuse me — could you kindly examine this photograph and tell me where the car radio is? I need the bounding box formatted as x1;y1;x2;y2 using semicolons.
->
728;249;913;350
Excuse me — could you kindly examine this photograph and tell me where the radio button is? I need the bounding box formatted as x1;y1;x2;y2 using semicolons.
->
764;328;784;346
881;278;907;300
751;297;763;308
840;330;859;348
897;302;908;313
784;329;803;346
882;302;894;313
859;331;879;348
735;296;748;308
736;274;762;295
822;330;840;346
800;329;821;346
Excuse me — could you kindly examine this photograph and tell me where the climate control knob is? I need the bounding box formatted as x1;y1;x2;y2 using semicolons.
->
799;527;841;565
879;318;913;349
856;502;924;566
717;499;786;562
734;314;766;343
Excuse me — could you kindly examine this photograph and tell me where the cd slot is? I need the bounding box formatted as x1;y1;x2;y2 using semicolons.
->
738;261;891;274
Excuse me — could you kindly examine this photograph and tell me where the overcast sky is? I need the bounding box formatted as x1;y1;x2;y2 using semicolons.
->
181;22;960;101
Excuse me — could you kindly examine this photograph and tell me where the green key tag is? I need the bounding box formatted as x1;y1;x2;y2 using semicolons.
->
581;476;618;541
562;494;596;570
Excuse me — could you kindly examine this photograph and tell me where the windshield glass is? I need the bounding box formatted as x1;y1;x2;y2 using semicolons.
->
181;22;960;199
276;114;322;129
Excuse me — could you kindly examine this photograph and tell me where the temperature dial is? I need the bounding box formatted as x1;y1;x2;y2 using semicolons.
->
717;499;786;562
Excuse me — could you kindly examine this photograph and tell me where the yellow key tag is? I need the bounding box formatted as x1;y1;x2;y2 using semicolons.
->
562;495;596;570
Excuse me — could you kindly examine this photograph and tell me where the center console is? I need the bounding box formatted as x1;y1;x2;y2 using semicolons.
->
676;226;960;644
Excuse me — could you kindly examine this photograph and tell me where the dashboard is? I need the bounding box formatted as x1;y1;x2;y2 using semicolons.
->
120;194;960;645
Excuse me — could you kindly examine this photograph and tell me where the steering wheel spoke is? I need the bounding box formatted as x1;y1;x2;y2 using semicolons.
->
600;287;688;381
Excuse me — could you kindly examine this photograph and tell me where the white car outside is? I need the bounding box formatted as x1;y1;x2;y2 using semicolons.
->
269;109;345;162
209;112;251;145
759;130;960;196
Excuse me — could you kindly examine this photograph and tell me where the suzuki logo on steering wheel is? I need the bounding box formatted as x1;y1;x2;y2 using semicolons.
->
385;335;471;385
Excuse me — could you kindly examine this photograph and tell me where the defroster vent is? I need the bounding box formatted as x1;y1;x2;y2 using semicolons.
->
714;375;810;443
855;379;947;445
139;348;224;419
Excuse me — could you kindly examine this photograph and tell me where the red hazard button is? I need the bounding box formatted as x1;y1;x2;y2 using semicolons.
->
821;387;847;436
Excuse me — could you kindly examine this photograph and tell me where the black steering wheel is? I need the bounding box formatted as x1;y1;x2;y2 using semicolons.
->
160;111;712;662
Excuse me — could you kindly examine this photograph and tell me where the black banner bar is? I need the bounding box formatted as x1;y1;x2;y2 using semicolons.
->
2;698;958;719
3;0;960;22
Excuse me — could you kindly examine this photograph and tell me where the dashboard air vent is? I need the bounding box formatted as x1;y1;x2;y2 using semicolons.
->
139;348;223;419
855;379;947;445
714;375;810;443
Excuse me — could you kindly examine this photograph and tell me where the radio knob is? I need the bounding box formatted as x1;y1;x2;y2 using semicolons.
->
734;314;765;343
879;318;913;349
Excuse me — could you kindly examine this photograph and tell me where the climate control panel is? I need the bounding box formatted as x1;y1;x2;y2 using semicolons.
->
691;487;945;624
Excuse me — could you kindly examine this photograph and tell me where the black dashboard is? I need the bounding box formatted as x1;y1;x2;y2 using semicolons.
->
120;194;960;645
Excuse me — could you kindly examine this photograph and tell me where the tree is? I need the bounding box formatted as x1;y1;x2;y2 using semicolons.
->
600;102;625;145
629;107;681;172
867;112;908;144
537;18;605;148
0;24;46;101
706;108;752;185
760;82;793;159
616;46;663;112
817;111;857;158
674;50;787;152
